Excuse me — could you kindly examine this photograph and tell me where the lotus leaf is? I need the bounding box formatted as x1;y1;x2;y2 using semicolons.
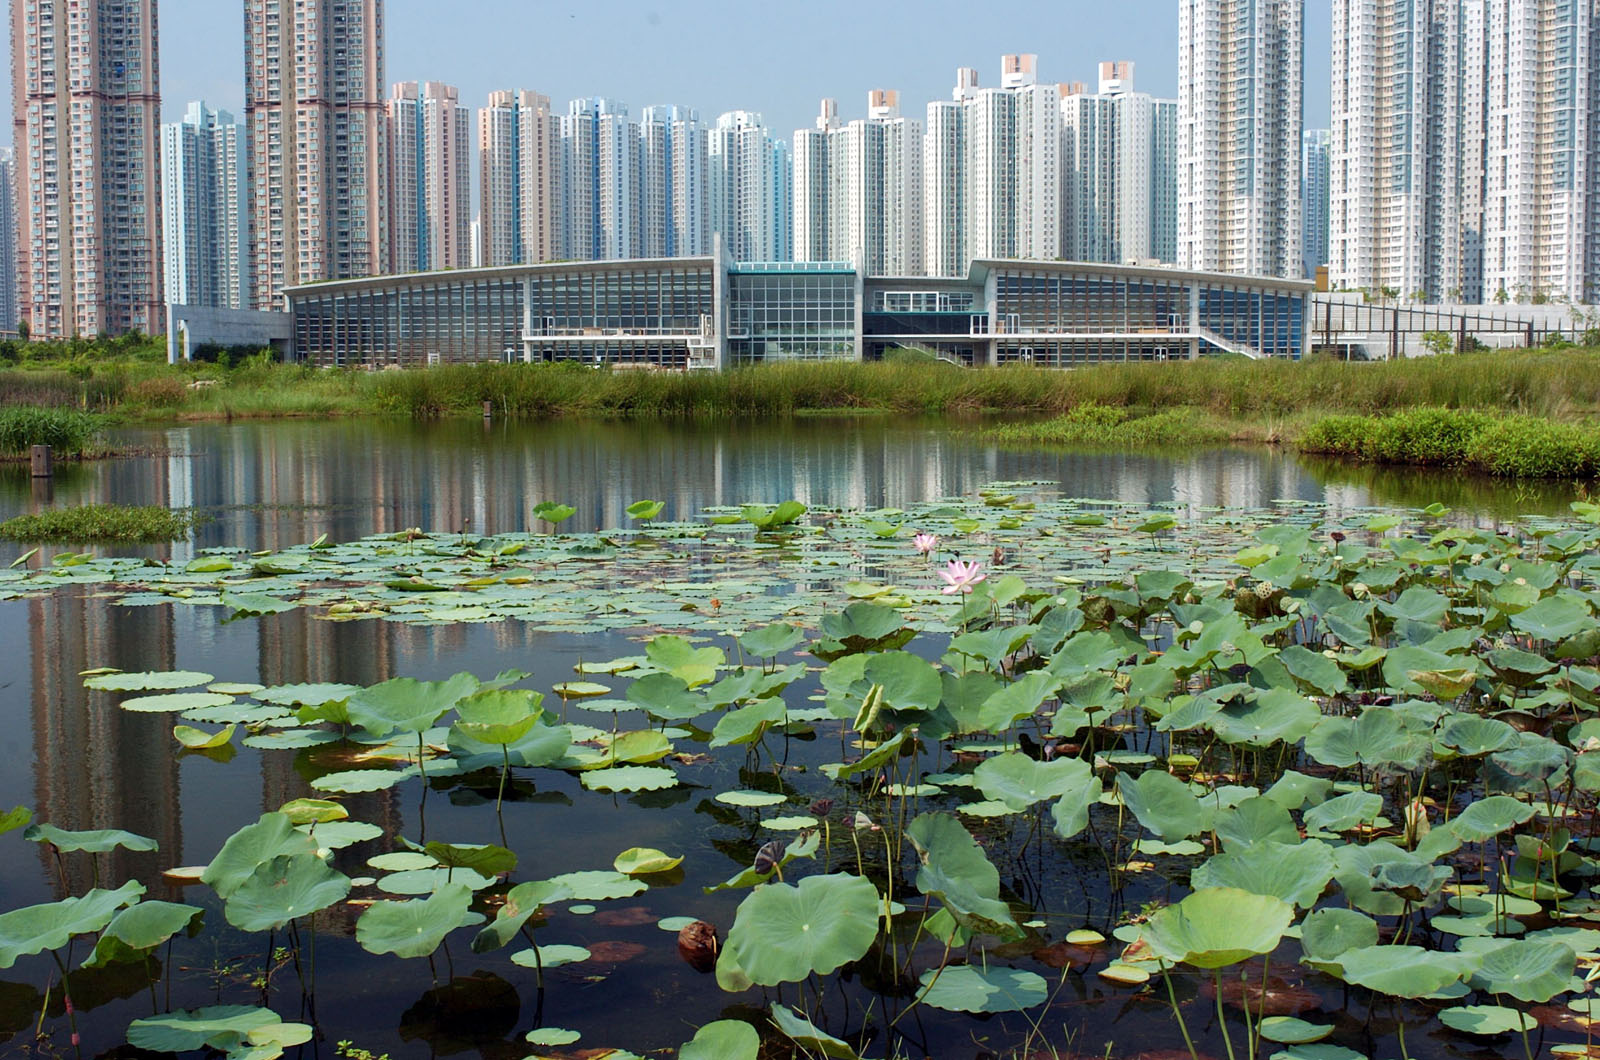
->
1330;945;1479;997
526;1028;582;1046
614;847;683;875
0;806;31;835
174;724;236;750
471;879;572;953
768;1004;860;1059
1437;715;1519;758
739;623;803;659
626;673;706;720
1116;770;1214;840
546;870;648;901
121;692;236;714
202;814;317;898
452;690;543;745
1304;709;1426;771
905;813;1022;940
277;799;348;826
820;731;908;780
84;670;214;692
23;823;158;854
356;883;473;958
421;841;517;877
448;716;571;769
1141;888;1293;969
376;868;498;895
126;1006;299;1054
723;873;880;986
347;673;479;737
1448;796;1536;841
1469;939;1576;1002
1512;594;1592;642
705;833;820;893
1258;1017;1334;1044
645;635;725;686
84;901;204;968
1214;798;1300;848
1048;772;1104;840
1299;908;1379;970
1192;840;1334;909
1438;1005;1535;1035
716;790;788;808
918;964;1048;1013
258;683;359;708
311;768;414;794
974;753;1094;810
1303;791;1383;835
580;765;678;792
626;500;665;521
223;853;351;932
1277;645;1350;695
511;945;592;969
0;881;144;968
680;1020;759;1060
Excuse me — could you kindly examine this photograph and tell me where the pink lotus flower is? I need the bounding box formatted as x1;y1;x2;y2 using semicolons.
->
913;533;940;555
939;559;987;595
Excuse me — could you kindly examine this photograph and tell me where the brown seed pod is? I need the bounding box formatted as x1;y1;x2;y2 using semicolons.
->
676;920;720;973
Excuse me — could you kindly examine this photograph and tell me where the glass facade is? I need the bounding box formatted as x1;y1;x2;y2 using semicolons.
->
727;263;857;363
286;259;1309;367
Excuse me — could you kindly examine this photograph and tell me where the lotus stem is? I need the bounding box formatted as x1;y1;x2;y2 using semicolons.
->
497;744;511;814
1396;1012;1410;1060
49;951;81;1060
1161;964;1201;1060
1215;967;1238;1060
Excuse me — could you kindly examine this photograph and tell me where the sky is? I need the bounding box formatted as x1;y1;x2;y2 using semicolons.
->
2;0;1335;145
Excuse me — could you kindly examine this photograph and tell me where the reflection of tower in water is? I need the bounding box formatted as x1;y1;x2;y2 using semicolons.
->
29;592;182;897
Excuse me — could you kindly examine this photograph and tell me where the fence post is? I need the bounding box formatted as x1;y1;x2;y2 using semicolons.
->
30;445;52;479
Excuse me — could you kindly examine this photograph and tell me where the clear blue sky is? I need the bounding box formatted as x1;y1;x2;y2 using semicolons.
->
4;0;1335;144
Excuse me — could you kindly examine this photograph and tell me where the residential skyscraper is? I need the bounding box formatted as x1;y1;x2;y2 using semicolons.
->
640;105;709;257
0;148;16;333
792;92;924;275
478;90;557;267
709;111;791;262
387;81;472;273
1178;0;1304;278
1060;62;1179;266
560;97;639;261
965;55;1061;263
922;73;973;277
1301;129;1330;281
245;0;387;308
161;102;247;309
11;0;163;336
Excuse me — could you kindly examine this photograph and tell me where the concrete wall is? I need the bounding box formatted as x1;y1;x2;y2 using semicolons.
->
166;304;294;363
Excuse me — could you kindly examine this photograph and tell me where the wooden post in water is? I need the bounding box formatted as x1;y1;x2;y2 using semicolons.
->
30;445;52;479
482;400;493;421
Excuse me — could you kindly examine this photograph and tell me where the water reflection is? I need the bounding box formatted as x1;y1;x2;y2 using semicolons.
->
0;419;1575;561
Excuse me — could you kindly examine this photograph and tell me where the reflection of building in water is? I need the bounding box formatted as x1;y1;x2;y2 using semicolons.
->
29;593;181;897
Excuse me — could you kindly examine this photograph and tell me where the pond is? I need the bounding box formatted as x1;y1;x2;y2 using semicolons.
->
0;418;1595;1060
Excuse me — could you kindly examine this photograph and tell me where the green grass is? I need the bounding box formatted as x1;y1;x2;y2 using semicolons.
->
1296;407;1600;479
980;403;1235;449
0;407;104;458
0;504;202;543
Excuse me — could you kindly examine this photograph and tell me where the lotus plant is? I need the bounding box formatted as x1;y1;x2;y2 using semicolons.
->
912;533;939;557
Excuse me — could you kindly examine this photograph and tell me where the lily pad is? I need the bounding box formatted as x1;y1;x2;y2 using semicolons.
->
918;964;1048;1013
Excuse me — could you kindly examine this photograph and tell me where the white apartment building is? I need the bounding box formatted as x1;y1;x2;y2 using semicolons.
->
639;105;709;258
387;82;473;273
478;90;557;267
792;92;924;275
1060;62;1179;266
13;0;164;336
0;148;17;333
245;0;387;308
1301;129;1330;280
922;73;973;278
561;98;640;261
161;102;247;309
1179;0;1304;279
709;111;791;262
966;55;1062;263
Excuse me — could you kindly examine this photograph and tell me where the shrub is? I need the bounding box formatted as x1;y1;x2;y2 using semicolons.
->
1465;419;1600;479
0;504;201;543
0;407;102;457
128;375;190;408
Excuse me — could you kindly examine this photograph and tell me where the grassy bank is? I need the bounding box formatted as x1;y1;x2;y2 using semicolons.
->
0;504;202;543
1296;407;1600;479
0;407;104;459
2;347;1600;422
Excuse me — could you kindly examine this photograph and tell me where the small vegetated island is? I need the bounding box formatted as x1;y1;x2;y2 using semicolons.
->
2;487;1600;1060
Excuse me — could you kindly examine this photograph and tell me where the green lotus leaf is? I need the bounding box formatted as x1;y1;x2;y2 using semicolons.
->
24;823;158;854
0;806;32;835
84;670;214;692
626;500;666;521
680;1019;760;1060
121;692;236;714
1437;715;1519;758
1331;945;1479;997
820;731;908;781
645;635;725;685
1257;1017;1334;1044
511;944;591;969
84;902;205;968
310;769;415;794
1378;586;1449;625
905;813;1022;940
421;842;517;877
202;814;317;898
704;833;820;894
1299;908;1379;970
768;1003;860;1059
724;873;879;987
918;964;1048;1013
546;870;648;901
1468;939;1576;1002
451;689;543;745
975;671;1061;733
0;881;145;969
1448;796;1536;841
1303;791;1384;835
258;682;358;707
738;623;804;659
626;673;707;720
1304;709;1427;771
1191;840;1335;909
174;724;236;750
1214;798;1300;848
223;853;351;932
1141;887;1293;969
613;848;683;875
580;765;678;792
375;867;497;895
300;821;381;851
356;883;473;959
220;592;297;617
1210;688;1321;748
471;879;572;953
447;716;571;769
715;790;788;808
1277;645;1350;696
347;673;479;737
709;700;787;749
1116;770;1215;841
1511;594;1592;642
1048;771;1104;840
126;1006;289;1054
533;502;577;526
601;729;674;765
1438;1005;1535;1035
276;799;348;826
974;753;1094;810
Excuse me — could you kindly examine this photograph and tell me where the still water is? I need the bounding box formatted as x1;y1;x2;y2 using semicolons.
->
0;419;1577;1059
